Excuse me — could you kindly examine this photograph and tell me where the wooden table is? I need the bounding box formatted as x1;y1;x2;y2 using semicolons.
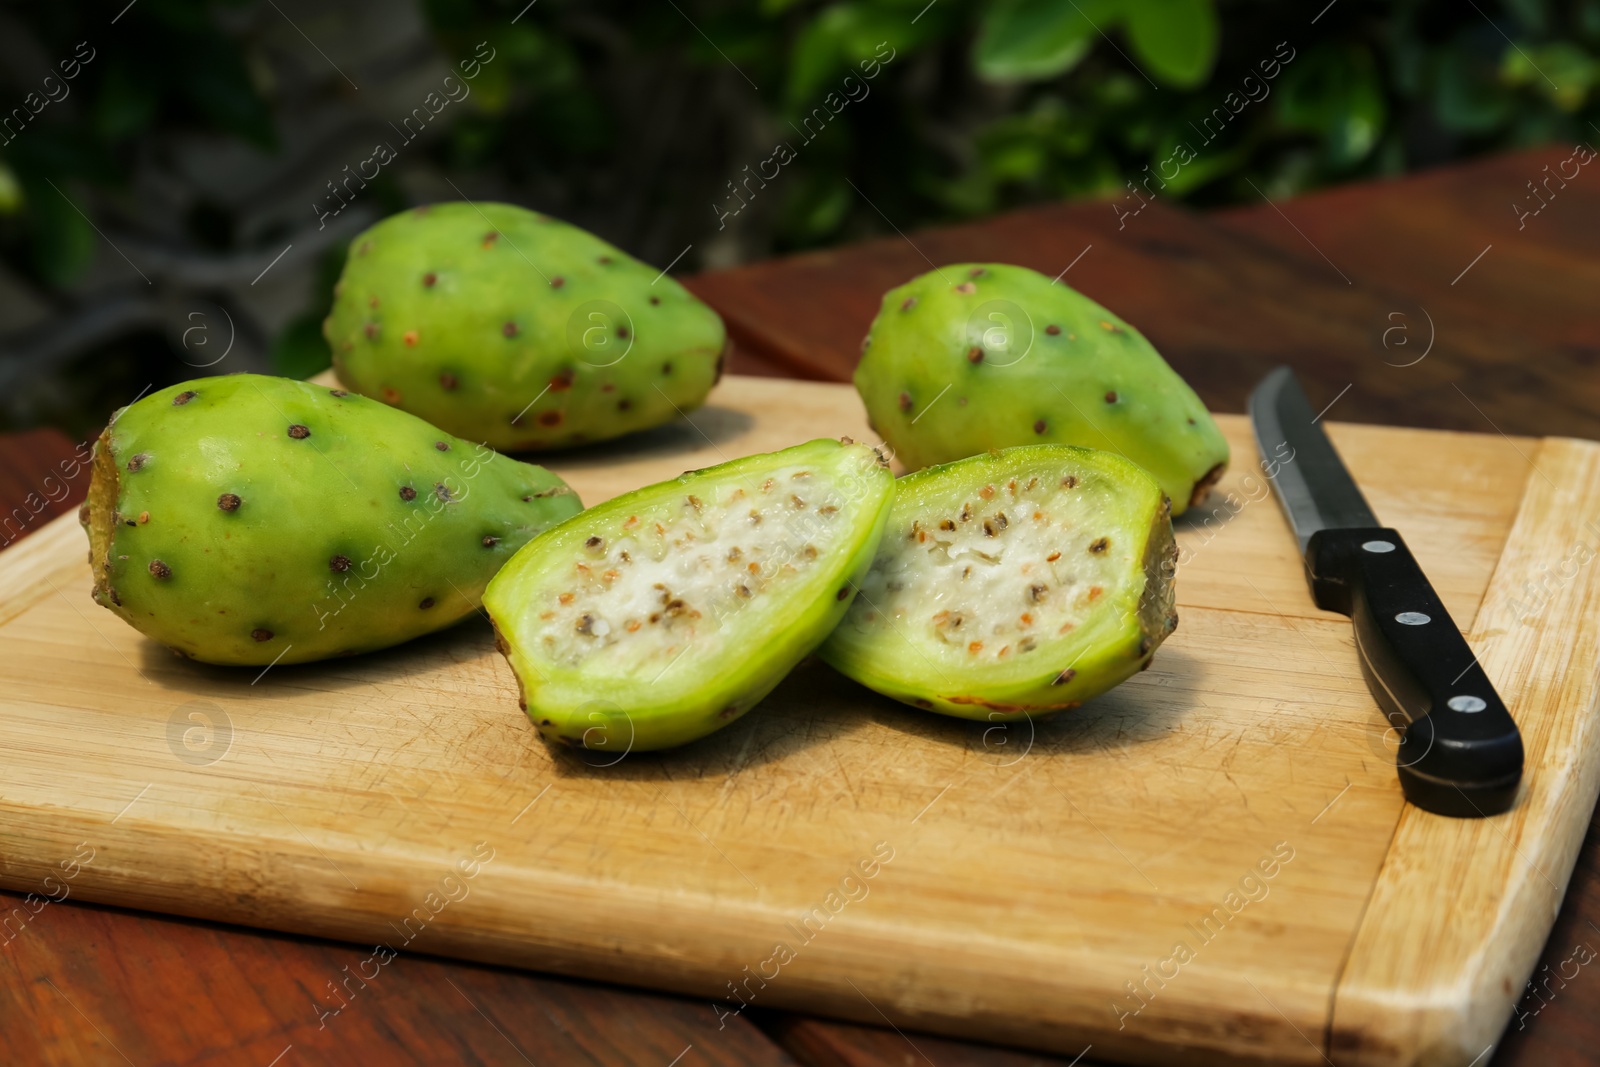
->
3;145;1596;1066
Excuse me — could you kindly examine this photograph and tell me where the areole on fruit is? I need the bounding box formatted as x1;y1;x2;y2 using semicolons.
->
485;438;896;752
820;445;1178;720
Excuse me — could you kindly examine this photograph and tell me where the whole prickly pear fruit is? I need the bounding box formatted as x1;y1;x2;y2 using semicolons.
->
820;445;1178;720
485;438;895;752
82;375;582;666
324;202;727;451
855;263;1228;514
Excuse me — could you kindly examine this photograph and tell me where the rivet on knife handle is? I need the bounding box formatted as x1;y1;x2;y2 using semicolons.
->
1248;367;1524;817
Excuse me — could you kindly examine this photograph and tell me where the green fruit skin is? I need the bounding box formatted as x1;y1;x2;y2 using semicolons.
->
485;438;895;752
854;263;1229;515
820;445;1178;721
324;202;728;451
82;375;583;666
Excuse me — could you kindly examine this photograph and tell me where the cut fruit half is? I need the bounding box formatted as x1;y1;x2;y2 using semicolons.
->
820;445;1178;720
485;438;895;752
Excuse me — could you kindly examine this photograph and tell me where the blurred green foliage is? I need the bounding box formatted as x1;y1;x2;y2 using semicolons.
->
414;0;1600;253
3;0;1599;296
0;0;274;286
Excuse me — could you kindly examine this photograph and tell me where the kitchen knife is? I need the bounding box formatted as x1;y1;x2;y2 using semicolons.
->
1249;367;1523;817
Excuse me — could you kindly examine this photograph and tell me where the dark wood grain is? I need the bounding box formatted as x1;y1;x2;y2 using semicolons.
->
2;145;1597;1067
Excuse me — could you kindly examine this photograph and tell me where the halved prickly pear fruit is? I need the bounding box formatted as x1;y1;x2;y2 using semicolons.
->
484;438;895;752
854;262;1228;514
82;375;582;666
324;202;728;451
819;445;1178;720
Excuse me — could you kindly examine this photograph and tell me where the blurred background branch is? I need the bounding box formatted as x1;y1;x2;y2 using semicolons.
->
1;0;1597;436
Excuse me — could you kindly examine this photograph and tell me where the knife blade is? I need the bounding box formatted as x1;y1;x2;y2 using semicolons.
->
1249;367;1523;818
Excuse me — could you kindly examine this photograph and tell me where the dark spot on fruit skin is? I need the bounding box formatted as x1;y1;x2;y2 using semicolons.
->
1187;416;1196;425
1062;475;1079;488
108;588;122;606
912;698;933;709
364;322;380;340
399;486;416;501
436;483;454;503
440;373;458;391
1105;391;1118;403
1045;325;1061;336
127;454;149;472
1090;537;1109;554
598;255;612;265
1052;668;1076;686
483;535;500;548
329;389;348;398
1033;419;1047;434
969;267;985;278
662;362;674;375
435;441;450;451
538;410;563;427
649;295;661;306
966;347;984;364
901;297;917;311
330;554;352;572
288;425;310;439
419;597;435;610
482;231;499;245
1189;462;1226;510
899;391;913;412
550;276;565;288
550;368;575;391
173;391;198;405
251;628;274;642
217;493;241;511
503;322;519;337
423;272;437;288
617;326;630;339
836;587;851;601
618;398;632;412
585;536;603;549
149;560;171;579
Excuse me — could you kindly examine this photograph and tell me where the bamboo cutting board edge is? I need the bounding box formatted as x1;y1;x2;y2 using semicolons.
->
1329;436;1600;1067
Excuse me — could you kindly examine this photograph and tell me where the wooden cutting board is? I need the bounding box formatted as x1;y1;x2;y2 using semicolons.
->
2;375;1598;1067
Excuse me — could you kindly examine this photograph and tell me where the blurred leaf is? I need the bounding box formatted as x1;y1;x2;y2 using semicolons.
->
1123;0;1219;88
0;162;22;215
1501;0;1550;35
1436;44;1514;132
1278;45;1386;167
24;177;96;287
974;0;1110;84
1501;41;1599;111
271;312;333;379
787;3;932;109
94;61;158;141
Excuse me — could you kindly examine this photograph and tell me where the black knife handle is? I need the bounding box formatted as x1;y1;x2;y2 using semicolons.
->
1305;527;1523;818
